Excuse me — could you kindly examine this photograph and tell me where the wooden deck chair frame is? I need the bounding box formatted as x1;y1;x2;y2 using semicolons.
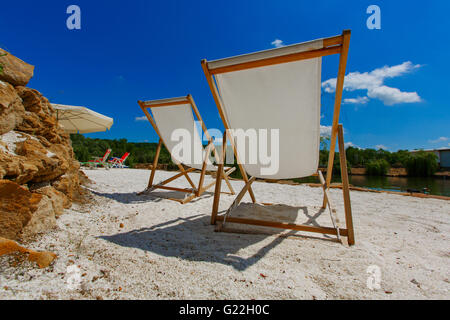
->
202;30;355;245
137;95;236;204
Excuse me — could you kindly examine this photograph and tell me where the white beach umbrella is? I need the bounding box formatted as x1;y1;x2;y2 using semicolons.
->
51;104;113;134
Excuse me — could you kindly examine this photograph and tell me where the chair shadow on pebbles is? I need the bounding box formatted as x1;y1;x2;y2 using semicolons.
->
90;189;214;204
99;204;337;271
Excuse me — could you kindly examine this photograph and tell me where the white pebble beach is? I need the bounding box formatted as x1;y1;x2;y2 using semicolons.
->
0;168;449;299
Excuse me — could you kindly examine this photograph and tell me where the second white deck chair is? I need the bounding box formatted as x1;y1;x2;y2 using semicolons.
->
137;95;235;204
202;30;355;245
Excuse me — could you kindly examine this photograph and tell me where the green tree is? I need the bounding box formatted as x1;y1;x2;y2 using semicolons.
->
404;151;439;176
365;159;390;176
346;146;361;167
69;134;439;177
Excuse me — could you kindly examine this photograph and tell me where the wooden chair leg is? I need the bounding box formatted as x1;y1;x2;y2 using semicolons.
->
220;176;256;229
148;139;162;188
337;124;355;245
222;170;235;194
197;140;214;196
177;163;197;190
211;168;223;225
211;132;227;225
153;168;196;188
225;129;257;203
318;170;340;241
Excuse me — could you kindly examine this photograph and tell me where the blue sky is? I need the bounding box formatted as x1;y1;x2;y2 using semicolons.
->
1;0;449;151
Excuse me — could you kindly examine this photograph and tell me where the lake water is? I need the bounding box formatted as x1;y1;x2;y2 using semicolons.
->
295;175;450;197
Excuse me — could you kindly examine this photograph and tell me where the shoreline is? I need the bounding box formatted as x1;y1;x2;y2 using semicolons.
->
306;183;450;201
103;166;450;201
133;163;450;179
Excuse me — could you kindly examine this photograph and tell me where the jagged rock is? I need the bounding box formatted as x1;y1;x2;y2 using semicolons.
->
15;136;69;182
15;111;41;135
52;170;84;201
21;194;56;239
0;80;25;135
0;131;72;184
15;86;53;116
15;86;68;145
0;180;42;240
0;51;87;241
0;132;23;180
0;180;57;240
0;48;34;87
34;185;71;216
78;170;91;185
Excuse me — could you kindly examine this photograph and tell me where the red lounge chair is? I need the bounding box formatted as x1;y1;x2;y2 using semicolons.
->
85;149;112;168
108;152;130;168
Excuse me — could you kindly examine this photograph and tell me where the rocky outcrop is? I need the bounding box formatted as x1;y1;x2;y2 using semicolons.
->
33;185;71;217
0;48;34;86
0;80;25;135
0;180;55;240
0;48;86;241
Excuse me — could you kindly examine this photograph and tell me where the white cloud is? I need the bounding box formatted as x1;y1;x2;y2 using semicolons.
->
320;125;332;137
345;142;359;149
322;61;422;106
375;144;387;150
320;125;347;137
135;116;147;121
343;96;369;105
429;136;448;143
367;86;421;106
271;39;284;48
320;124;349;136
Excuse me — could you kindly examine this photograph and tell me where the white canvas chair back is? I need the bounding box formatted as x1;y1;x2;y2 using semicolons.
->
142;97;216;171
210;39;323;179
137;95;237;204
203;31;355;246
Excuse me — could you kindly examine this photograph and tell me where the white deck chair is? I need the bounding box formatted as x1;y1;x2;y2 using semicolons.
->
202;30;355;245
137;95;235;204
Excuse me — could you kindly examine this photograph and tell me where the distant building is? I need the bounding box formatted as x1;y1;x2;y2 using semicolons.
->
411;148;450;169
